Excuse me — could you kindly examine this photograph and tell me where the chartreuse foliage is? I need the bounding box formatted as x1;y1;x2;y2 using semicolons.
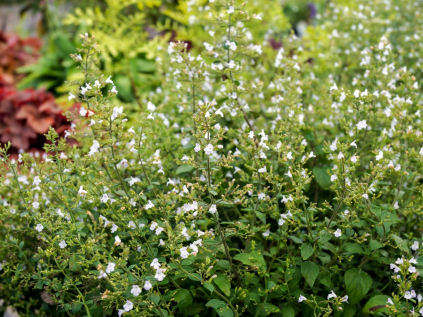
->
2;0;423;317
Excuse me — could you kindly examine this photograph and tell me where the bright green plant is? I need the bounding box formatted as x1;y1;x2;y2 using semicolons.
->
2;0;423;317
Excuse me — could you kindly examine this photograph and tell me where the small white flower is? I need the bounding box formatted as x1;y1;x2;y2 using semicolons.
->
106;262;115;274
145;200;155;210
147;101;156;111
327;290;337;300
375;151;383;161
35;224;43;232
209;204;217;214
334;229;342;237
68;92;76;101
411;241;419;251
98;271;107;279
123;300;133;312
59;240;67;248
298;295;307;303
262;230;270;237
258;166;267;173
131;285;142;297
356;120;367;130
351;156;358;163
111;86;118;94
144;280;153;291
204;144;214;155
331;174;338;182
194;143;201;152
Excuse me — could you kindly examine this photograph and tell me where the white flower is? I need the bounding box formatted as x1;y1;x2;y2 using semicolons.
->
338;152;344;159
262;230;270;237
351;156;358;163
79;107;87;117
411;241;419;251
194;143;201;152
375;151;383;161
327;290;337;300
331;174;338;182
111;224;119;233
227;6;234;14
155;268;166;281
334;229;342;237
106;262;115;274
287;152;293;160
309;152;316;158
330;83;338;91
204;42;214;52
128;126;135;134
131;285;142;297
145;200;155;210
419;147;423;156
114;236;121;245
204;144;214;155
101;194;109;203
98;271;107;279
59;240;67;248
35;224;43;232
362;194;369;199
75;54;82;61
111;86;118;94
180;247;190;259
128;177;141;186
330;140;337;151
147;101;156;111
144;280;152;291
258;166;267;173
209;204;217;214
78;186;87;195
356;120;367;130
89;140;100;156
68;92;76;101
409;266;417;273
298;295;307;303
350;140;357;148
150;258;161;270
33;201;40;209
123;300;133;312
106;76;114;85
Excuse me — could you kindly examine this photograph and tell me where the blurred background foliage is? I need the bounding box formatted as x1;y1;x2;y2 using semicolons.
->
0;0;318;153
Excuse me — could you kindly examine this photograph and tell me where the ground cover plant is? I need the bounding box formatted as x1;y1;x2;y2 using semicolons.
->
1;0;423;316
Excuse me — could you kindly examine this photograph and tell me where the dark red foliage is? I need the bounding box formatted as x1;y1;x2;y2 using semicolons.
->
0;87;71;153
0;31;42;88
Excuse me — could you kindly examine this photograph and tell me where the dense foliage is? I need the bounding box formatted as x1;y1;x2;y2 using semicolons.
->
1;0;423;317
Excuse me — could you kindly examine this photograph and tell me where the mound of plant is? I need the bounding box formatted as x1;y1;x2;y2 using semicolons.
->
1;1;423;317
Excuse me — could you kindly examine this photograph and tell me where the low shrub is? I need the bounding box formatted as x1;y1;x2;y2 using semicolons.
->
1;1;423;317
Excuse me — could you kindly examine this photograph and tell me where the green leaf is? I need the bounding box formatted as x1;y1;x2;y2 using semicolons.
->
313;166;331;188
35;280;44;289
173;289;193;309
204;282;214;293
262;303;280;315
319;230;332;244
345;268;372;304
217;306;234;317
301;243;314;260
392;234;409;254
233;253;256;266
301;261;319;287
72;303;82;314
369;239;384;251
363;295;390;314
150;294;160;305
176;164;194;175
342;304;357;317
214;274;231;297
206;299;226;309
280;304;295;317
344;243;364;254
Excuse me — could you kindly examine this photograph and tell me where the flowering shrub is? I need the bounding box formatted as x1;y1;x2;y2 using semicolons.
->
1;0;423;317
